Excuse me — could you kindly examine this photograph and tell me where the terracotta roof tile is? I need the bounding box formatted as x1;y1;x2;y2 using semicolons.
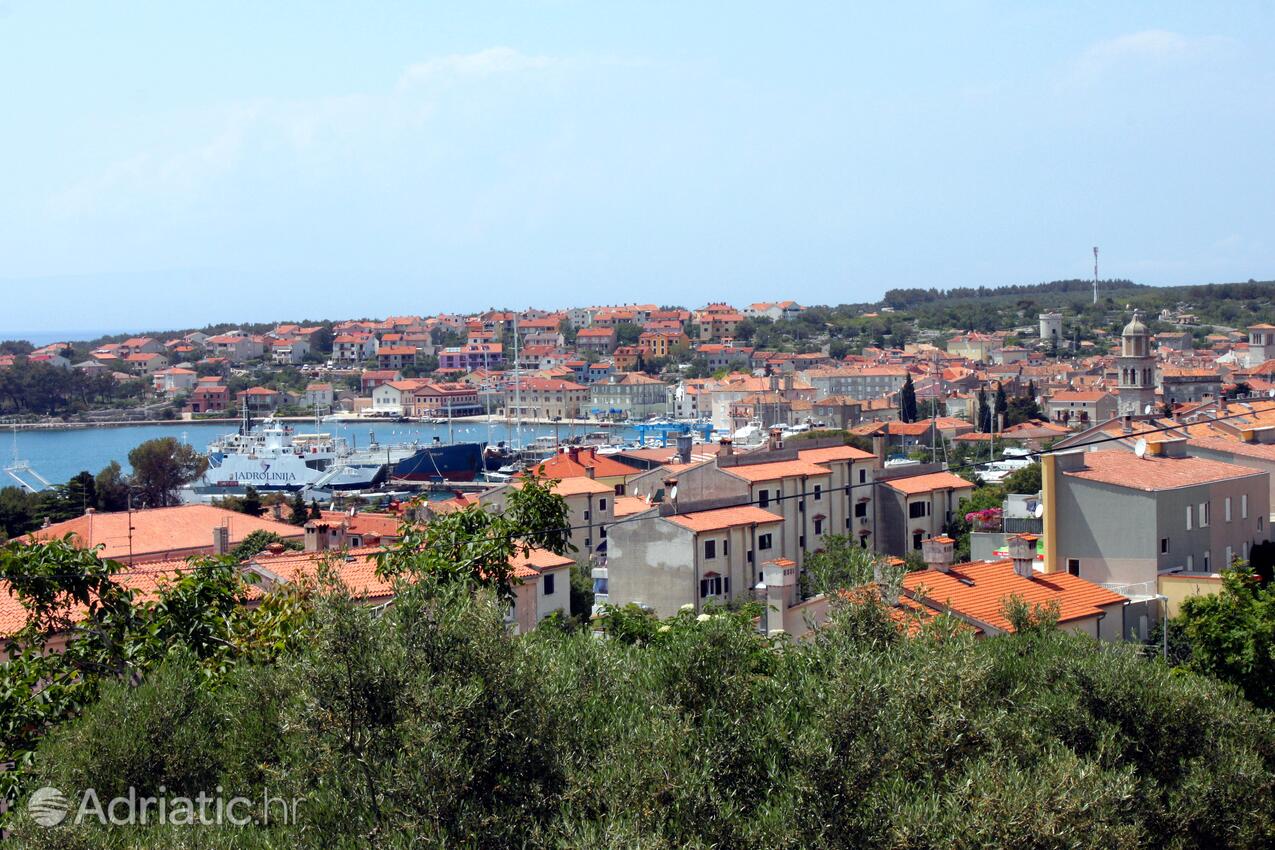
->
903;560;1127;633
1063;451;1264;491
27;505;303;563
884;471;975;495
665;505;784;532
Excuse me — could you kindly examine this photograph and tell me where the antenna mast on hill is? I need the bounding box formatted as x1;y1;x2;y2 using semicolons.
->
1092;246;1099;305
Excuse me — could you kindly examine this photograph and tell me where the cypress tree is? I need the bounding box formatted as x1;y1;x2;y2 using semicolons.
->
900;374;918;423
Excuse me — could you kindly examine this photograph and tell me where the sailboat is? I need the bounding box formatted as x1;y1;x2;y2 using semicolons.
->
4;424;51;492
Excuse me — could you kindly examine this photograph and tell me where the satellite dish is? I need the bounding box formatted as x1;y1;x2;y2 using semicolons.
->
1134;438;1148;459
669;485;678;502
1033;502;1045;519
1144;404;1154;415
1268;389;1274;398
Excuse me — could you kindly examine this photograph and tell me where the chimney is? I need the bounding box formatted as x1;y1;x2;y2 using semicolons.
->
719;437;733;458
768;427;784;452
568;446;580;462
872;558;899;606
212;525;230;556
1007;533;1037;579
304;522;327;552
84;507;95;515
769;374;779;391
266;541;285;555
662;477;678;506
1121;415;1133;435
676;433;693;464
585;465;595;479
783;373;794;394
271;502;284;521
921;536;955;573
761;559;798;636
872;434;886;467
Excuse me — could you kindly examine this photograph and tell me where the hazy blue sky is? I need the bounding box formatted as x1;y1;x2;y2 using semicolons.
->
2;1;1273;333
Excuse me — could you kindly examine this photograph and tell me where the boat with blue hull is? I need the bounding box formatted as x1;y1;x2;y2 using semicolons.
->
390;438;486;482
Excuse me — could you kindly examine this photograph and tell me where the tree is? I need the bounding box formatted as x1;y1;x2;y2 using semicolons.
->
309;499;323;521
801;534;896;598
289;491;309;525
230;529;302;562
1002;462;1042;494
95;461;130;512
311;324;335;355
240;486;264;518
613;322;642;346
899;374;918;423
976;387;991;433
994;381;1008;427
376;474;572;601
126;437;207;508
1176;564;1275;709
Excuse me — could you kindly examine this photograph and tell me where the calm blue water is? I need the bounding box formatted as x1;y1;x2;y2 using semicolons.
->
5;420;640;486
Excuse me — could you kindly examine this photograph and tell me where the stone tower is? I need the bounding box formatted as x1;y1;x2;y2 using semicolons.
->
1116;310;1157;416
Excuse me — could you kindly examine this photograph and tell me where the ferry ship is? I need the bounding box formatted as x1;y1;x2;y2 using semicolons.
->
197;416;350;493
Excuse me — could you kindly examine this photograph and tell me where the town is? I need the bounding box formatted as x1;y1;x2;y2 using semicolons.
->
4;283;1275;641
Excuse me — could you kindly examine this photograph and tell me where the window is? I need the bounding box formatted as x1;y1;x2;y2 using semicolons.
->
1225;496;1232;522
1187;554;1194;571
1186;505;1193;531
854;501;868;518
859;468;867;484
1067;559;1080;577
1203;551;1211;572
615;484;625;496
699;574;723;598
1226;546;1233;566
912;530;924;551
584;510;591;520
1242;494;1249;519
1160;538;1169;555
758;533;773;551
543;573;556;595
814;485;822;501
704;540;716;560
800;535;806;548
758;490;769;509
908;501;930;519
599;498;608;512
814;518;823;534
722;538;729;556
1199;502;1210;528
600;526;607;539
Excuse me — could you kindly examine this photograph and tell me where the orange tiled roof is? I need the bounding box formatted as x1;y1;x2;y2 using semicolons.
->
665;505;783;532
1063;450;1264;491
724;459;833;482
522;448;641;481
796;445;875;464
27;506;303;563
883;471;974;495
903;560;1127;633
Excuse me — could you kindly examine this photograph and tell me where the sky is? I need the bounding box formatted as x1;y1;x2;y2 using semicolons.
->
1;1;1273;334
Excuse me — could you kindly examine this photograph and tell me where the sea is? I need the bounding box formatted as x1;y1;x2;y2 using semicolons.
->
5;419;643;488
